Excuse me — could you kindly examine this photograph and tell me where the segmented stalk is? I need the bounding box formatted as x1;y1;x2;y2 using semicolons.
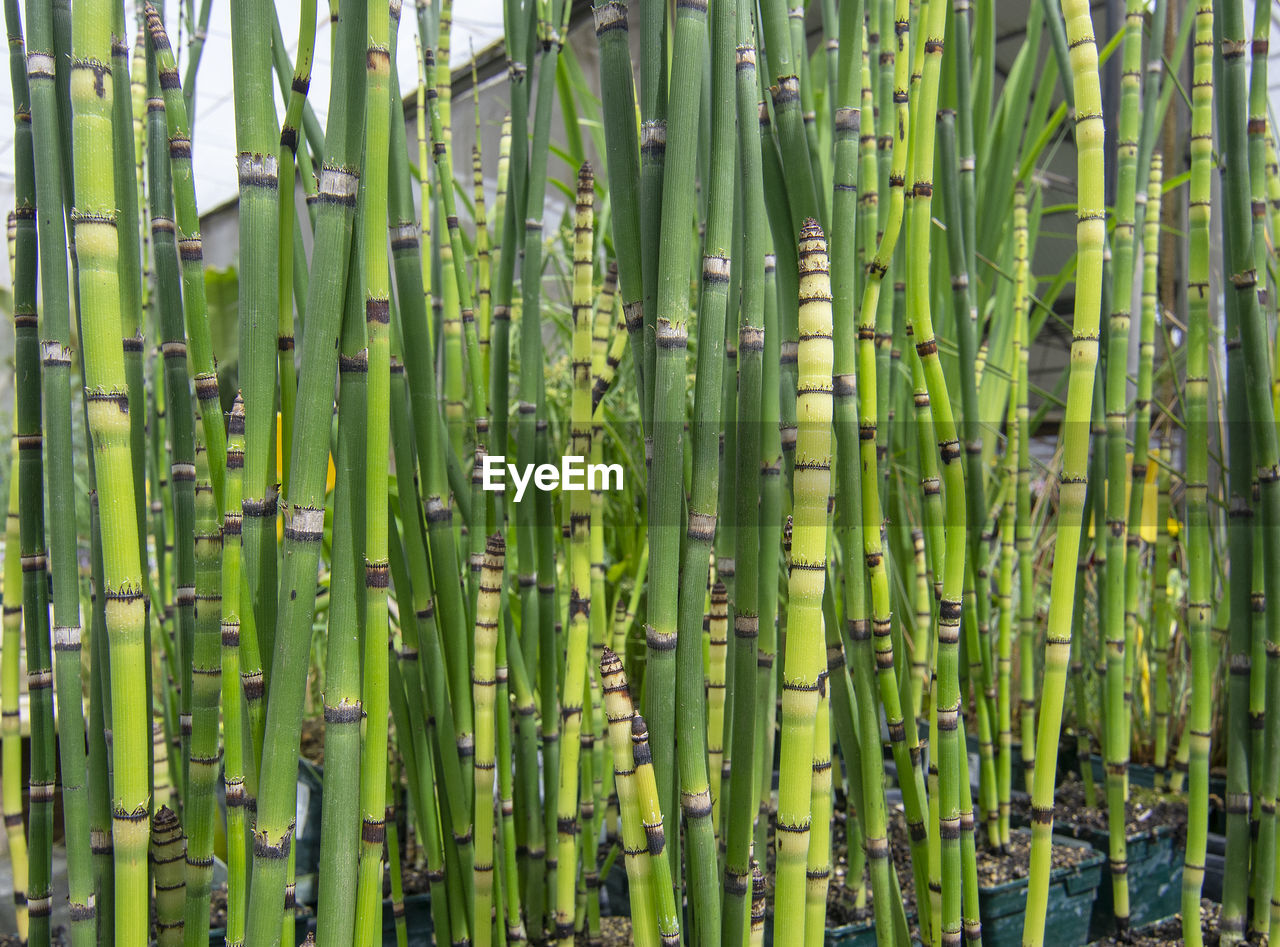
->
1021;0;1106;936
775;220;835;933
353;0;393;932
1099;0;1146;925
1;467;27;943
272;0;316;498
643;0;706;863
707;583;729;829
601;648;659;947
671;0;737;928
1180;4;1213;938
554;163;595;945
70;0;152;932
221;397;249;947
183;425;222;945
1212;0;1280;940
244;0;366;937
143;4;225;513
151;805;187;947
473;537;506;946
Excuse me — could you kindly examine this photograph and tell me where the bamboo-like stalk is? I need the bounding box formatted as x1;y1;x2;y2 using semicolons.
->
315;226;366;947
181;423;222;944
230;0;280;688
1099;0;1145;926
775;219;835;934
21;0;96;932
707;582;729;830
1016;212;1034;797
642;0;705;869
630;711;680;943
243;0;366;936
721;31;767;944
70;0;152;932
1213;0;1280;940
353;0;392;932
601;648;659;947
112;10;150;583
1180;4;1213;938
1020;0;1106;937
8;0;60;937
151;805;186;947
553;162;596;946
1;465;27;943
670;0;736;928
473;536;506;946
143;4;225;514
1000;183;1029;846
591;0;646;413
804;671;832;947
273;0;315;499
146;26;199;822
495;601;527;944
220;397;249;947
1221;145;1253;943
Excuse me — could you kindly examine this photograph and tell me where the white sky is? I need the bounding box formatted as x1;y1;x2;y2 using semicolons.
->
0;0;506;262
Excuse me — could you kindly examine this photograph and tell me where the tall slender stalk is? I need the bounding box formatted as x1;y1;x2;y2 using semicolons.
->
1;454;27;944
775;219;834;936
143;5;224;515
243;0;365;937
473;536;506;947
231;0;279;685
70;0;151;932
643;0;706;874
220;397;249;947
671;0;736;928
601;648;659;947
353;0;393;933
1213;0;1280;939
274;0;316;498
151;805;186;947
1099;0;1145;925
721;29;767;944
1021;0;1106;937
554;163;596;946
1180;4;1213;938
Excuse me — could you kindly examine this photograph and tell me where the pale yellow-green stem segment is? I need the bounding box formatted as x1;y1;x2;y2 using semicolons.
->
1021;0;1106;940
70;0;151;936
775;219;835;935
1;469;27;943
472;537;506;946
601;648;660;947
706;582;729;830
557;163;596;945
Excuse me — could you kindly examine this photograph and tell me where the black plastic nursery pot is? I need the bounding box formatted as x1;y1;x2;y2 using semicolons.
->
1006;788;1186;935
1075;825;1183;940
977;834;1106;947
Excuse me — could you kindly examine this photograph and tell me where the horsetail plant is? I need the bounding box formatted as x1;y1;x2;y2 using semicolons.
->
70;0;152;934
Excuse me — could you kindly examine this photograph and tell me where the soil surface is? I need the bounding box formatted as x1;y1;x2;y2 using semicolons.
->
576;916;632;945
1089;900;1221;946
1011;777;1187;842
825;802;1098;930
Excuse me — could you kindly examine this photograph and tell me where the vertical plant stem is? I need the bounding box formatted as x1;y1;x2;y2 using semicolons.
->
70;0;152;930
1021;0;1105;936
